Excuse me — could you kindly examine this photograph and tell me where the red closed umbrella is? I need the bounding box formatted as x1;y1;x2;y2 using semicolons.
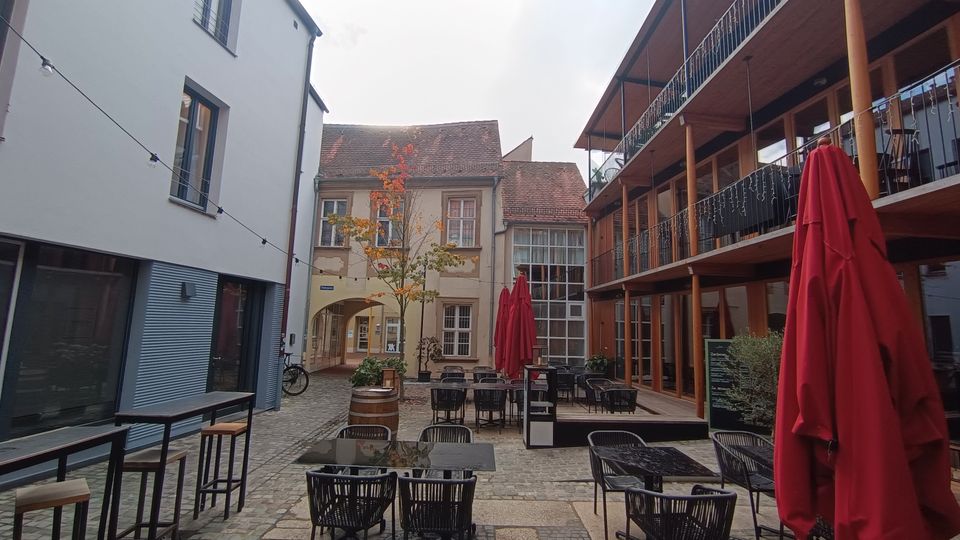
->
504;274;537;380
493;287;510;371
775;139;960;539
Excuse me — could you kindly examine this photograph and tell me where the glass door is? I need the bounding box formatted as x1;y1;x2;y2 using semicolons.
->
0;241;22;390
355;316;369;353
209;278;264;393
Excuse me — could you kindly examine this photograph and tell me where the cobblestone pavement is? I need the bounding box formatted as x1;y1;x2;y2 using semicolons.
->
0;369;783;539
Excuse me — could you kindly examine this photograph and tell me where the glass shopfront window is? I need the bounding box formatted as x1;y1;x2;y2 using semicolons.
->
757;120;787;166
0;242;137;439
680;294;694;397
724;286;750;336
702;291;721;340
766;281;789;333
920;261;960;438
661;295;676;391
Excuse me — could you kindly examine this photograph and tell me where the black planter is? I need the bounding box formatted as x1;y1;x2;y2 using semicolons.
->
417;371;432;383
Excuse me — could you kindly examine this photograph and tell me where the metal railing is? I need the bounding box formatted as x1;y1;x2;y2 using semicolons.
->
586;0;783;203
194;0;232;46
589;59;960;287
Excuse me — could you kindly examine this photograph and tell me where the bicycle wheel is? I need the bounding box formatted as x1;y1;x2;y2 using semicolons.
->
282;365;309;396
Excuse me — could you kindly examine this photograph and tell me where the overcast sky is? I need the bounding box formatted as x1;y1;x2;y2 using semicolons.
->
301;1;655;180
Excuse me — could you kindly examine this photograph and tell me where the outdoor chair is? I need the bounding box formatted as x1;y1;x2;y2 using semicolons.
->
479;377;506;384
585;378;608;413
471;368;495;383
305;469;396;540
556;372;575;402
398;475;477;540
587;430;648;539
416;425;474;479
711;431;778;540
601;388;638;414
337;424;392;441
624;484;737;540
431;388;466;425
473;388;507;431
441;372;466;382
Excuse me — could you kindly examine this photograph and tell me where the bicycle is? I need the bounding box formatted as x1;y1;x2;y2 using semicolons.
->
281;352;309;396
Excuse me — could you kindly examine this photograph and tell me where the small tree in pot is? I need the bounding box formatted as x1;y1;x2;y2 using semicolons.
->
416;337;443;382
586;353;609;375
726;331;783;434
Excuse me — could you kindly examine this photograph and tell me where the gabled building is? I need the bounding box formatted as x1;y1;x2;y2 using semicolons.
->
578;0;960;427
0;0;324;446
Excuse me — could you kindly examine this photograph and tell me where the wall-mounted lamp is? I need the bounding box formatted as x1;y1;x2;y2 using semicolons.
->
181;282;196;299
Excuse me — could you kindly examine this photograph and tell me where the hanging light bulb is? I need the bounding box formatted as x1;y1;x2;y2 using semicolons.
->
39;57;55;77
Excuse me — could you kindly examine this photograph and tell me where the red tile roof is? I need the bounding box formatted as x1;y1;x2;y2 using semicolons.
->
320;121;502;178
501;162;588;224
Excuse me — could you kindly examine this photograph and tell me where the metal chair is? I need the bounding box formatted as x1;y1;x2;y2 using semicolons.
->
601;388;638;414
585;378;608;413
471;368;495;383
587;430;647;540
479;377;506;384
440;372;467;382
473;388;507;431
398;475;477;540
556;372;575;402
431;388;466;425
417;425;474;479
14;479;90;540
710;431;777;540
624;485;737;540
337;424;392;440
305;470;396;540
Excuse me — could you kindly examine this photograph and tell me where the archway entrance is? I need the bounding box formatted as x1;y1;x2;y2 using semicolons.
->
306;298;392;371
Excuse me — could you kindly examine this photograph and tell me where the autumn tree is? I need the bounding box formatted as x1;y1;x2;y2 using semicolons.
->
330;144;464;367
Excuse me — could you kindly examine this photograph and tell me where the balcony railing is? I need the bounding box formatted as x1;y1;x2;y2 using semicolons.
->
589;59;960;287
586;0;784;203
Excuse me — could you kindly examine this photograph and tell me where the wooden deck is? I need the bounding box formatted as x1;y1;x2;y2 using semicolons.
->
551;386;708;447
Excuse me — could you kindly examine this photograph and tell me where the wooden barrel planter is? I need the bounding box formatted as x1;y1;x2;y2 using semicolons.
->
348;387;399;434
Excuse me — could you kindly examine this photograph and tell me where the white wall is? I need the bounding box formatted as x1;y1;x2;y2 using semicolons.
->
0;0;316;284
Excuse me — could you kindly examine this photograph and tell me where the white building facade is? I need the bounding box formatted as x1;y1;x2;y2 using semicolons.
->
0;0;324;446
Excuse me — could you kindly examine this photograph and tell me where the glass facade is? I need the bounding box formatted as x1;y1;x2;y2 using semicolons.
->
513;227;586;365
766;281;789;333
920;262;960;437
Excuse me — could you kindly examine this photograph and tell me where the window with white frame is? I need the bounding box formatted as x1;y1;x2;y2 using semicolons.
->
384;317;400;353
446;198;476;247
375;202;404;247
442;305;472;357
319;199;347;247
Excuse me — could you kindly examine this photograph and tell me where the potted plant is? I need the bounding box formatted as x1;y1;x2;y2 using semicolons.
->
586;353;609;375
416;337;443;382
725;331;783;434
349;357;384;387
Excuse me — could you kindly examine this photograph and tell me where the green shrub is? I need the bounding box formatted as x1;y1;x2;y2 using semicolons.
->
726;332;783;432
349;356;408;388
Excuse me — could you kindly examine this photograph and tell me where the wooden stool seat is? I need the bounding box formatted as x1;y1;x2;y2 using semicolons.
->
122;448;188;472
200;422;247;436
16;479;90;513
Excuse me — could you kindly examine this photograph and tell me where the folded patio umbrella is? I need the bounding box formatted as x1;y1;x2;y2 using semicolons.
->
494;287;510;372
774;139;960;539
504;274;536;380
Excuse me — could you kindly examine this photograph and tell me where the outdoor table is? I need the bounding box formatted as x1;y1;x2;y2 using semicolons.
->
0;425;128;540
591;445;715;490
114;391;254;539
588;380;628;391
730;444;774;470
297;438;496;473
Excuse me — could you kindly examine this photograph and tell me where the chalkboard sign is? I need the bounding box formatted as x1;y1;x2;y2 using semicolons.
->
705;339;767;432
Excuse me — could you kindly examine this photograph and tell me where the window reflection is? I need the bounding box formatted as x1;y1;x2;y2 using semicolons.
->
920;262;960;438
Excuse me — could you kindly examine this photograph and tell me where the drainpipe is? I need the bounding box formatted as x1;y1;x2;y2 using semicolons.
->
280;33;317;355
300;175;321;361
488;175;501;357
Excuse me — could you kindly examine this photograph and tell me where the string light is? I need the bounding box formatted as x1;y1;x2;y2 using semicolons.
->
39;57;54;77
148;153;160;168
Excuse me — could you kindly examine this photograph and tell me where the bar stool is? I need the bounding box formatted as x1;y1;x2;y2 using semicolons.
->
14;478;91;540
118;448;187;539
194;422;248;520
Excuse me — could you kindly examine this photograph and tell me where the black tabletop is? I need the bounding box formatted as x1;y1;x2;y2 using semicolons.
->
297;439;496;471
730;444;774;468
592;445;714;478
0;425;129;475
115;391;254;423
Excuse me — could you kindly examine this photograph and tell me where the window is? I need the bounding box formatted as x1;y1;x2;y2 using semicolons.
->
0;0;13;68
442;305;472;357
446;198;476;247
171;88;219;209
375;202;404;247
385;317;400;353
319;199;347;247
194;0;234;46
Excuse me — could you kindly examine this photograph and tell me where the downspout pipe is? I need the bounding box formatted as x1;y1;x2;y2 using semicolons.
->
300;175;321;359
280;33;317;355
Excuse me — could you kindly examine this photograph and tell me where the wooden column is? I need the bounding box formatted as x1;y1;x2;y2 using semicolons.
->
621;181;631;276
692;274;705;418
844;0;880;199
685;123;699;257
624;289;633;387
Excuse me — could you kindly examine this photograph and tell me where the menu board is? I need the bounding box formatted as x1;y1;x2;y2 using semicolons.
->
705;339;766;432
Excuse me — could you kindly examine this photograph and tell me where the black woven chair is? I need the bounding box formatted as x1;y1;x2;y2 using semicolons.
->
440;372;467;382
556;372;575;402
601;388;638;414
337;424;391;440
416;425;474;479
623;484;737;540
431;388;466;425
398;475;476;540
473;388;507;431
305;470;397;540
711;431;778;540
587;430;646;539
479;377;506;384
471;368;495;383
585;378;608;412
